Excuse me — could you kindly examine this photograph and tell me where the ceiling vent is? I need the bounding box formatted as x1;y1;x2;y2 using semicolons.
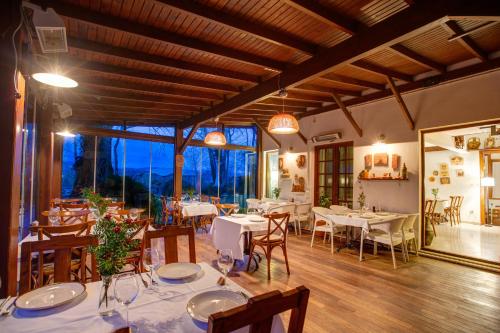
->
24;3;67;53
311;131;342;143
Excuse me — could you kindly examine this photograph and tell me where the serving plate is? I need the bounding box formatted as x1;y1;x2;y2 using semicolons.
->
157;262;202;280
15;282;86;311
231;214;246;218
186;290;246;323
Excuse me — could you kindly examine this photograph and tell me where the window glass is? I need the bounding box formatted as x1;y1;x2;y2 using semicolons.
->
124;139;150;209
62;134;95;198
182;146;202;194
95;137;123;200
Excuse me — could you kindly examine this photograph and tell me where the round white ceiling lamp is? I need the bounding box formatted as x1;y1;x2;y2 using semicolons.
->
204;118;227;146
32;72;78;88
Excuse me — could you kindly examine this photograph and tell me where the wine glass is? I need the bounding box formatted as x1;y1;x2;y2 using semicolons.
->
114;273;139;332
142;248;159;293
129;208;139;221
48;208;60;225
217;249;234;285
233;204;240;215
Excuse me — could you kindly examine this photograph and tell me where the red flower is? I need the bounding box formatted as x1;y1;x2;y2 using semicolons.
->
105;214;112;220
113;226;121;233
125;218;132;225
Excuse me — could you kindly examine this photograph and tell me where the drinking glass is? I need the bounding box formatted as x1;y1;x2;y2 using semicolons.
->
129;208;139;221
48;208;60;225
233;204;240;214
142;248;159;293
217;249;234;284
114;273;139;332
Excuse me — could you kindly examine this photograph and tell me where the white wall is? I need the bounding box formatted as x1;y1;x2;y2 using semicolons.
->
424;150;481;223
262;70;500;217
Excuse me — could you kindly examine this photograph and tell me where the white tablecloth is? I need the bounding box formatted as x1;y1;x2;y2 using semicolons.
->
180;202;218;217
327;212;404;232
2;262;284;333
210;216;269;260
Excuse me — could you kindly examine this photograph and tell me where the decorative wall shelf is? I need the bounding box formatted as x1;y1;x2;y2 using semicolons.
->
358;178;409;181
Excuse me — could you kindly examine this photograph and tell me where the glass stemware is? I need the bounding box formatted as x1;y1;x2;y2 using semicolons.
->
129;208;139;221
217;249;234;285
114;273;139;332
233;204;240;215
48;208;60;225
142;248;159;293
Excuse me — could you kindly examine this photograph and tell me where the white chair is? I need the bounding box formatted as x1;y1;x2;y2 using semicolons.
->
293;203;311;236
310;207;345;254
269;204;295;222
401;214;419;258
246;198;261;214
359;216;407;269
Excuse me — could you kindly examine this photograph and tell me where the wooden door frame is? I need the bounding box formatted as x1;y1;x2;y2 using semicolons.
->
479;149;500;225
313;141;353;206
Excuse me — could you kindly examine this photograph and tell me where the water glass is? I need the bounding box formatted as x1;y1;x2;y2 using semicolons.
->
48;208;60;225
114;273;139;332
142;248;159;293
217;249;234;283
233;204;240;214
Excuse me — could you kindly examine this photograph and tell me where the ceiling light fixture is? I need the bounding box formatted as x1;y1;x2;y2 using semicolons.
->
204;118;226;146
32;72;78;88
55;129;76;138
268;78;299;135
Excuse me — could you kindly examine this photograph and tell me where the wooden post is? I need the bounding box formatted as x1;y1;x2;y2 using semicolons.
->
256;126;263;199
52;135;63;199
331;92;363;137
386;76;415;130
0;0;24;297
174;126;184;197
37;101;55;223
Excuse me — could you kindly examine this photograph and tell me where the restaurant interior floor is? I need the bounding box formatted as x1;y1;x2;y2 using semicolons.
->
185;232;500;332
426;222;500;262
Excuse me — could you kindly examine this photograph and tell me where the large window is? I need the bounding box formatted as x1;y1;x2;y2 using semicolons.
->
62;134;95;198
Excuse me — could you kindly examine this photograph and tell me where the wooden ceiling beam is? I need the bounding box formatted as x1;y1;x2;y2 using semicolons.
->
77;77;222;101
31;0;286;71
155;0;317;55
179;0;500;128
75;88;210;107
68;103;198;115
253;119;281;149
283;0;358;35
178;122;201;154
281;91;335;103
259;98;322;108
390;44;446;73
302;57;500;118
72;109;187;119
447;21;498;42
443;21;488;61
331;92;363;137
66;59;240;93
295;84;363;97
386;76;415;130
67;37;260;83
321;73;385;90
242;104;306;112
231;110;276;117
351;60;414;82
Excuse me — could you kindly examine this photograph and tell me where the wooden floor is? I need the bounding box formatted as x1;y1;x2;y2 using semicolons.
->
181;232;500;333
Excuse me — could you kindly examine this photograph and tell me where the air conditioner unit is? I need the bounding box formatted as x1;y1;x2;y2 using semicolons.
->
311;131;342;143
54;102;72;119
23;3;68;53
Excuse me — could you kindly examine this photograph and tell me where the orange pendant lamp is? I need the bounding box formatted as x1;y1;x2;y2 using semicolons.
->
204;118;227;146
268;88;299;134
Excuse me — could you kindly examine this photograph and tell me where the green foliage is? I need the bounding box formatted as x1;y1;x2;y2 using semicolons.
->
319;194;331;208
186;187;195;199
357;191;366;208
431;188;439;199
83;189;139;276
272;187;281;200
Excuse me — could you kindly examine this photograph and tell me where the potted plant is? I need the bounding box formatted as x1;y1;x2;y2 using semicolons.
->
431;188;439;200
83;189;140;316
186;187;195;202
272;187;281;200
357;191;366;211
319;193;331;208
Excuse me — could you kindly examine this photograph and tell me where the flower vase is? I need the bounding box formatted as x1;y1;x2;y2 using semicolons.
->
98;275;116;316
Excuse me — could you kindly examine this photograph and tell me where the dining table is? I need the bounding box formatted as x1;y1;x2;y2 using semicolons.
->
179;201;218;218
1;262;285;333
210;215;270;261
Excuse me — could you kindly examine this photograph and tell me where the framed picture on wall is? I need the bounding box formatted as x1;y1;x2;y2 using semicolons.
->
439;163;449;172
440;177;451;185
440;170;449;177
364;154;372;169
456;169;464;177
391;154;400;170
451;156;464;165
432;170;439;176
374;153;388;167
428;176;436;182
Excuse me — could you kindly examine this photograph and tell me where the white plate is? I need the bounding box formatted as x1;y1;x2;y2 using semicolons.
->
186;290;246;323
15;282;86;310
375;212;391;216
231;214;246;218
156;262;202;280
360;215;376;219
247;215;266;222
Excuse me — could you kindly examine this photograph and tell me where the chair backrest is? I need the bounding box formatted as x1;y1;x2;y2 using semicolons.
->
448;196;458;209
373;216;406;234
211;196;221;205
143;226;196;264
50;198;85;208
268;204;295;216
160;196;168;212
424;200;436;215
44;209;90;225
246;198;260;209
216;203;237;216
295;203;311;215
402;214;419;232
456;195;464;208
19;234;98;295
107;201;125;211
208;285;310;333
30;221;95;240
59;202;89;211
262;212;290;241
126;218;151;242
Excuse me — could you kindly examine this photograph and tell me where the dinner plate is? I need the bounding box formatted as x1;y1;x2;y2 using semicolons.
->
231;214;246;218
156;262;202;280
359;214;376;219
15;282;86;311
375;212;391;216
186;290;247;323
247;215;266;222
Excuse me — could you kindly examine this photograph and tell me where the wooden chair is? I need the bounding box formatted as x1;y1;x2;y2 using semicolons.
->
455;196;464;224
30;221;95;240
208;286;310;333
42;209;90;225
444;196;457;225
168;199;183;225
143;226;196;264
19;235;99;295
424;199;437;236
107;201;125;211
246;212;291;280
211;196;221;205
123;218;151;273
216;203;237;216
50;198;85;208
160;196;169;224
59;202;89;211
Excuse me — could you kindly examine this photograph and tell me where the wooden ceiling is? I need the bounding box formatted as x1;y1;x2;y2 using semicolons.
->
25;0;500;129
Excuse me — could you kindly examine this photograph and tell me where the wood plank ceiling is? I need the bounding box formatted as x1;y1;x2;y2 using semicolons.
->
25;0;500;128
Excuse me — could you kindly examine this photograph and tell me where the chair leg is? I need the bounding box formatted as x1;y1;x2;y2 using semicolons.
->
266;246;272;280
293;220;298;236
359;230;364;262
310;225;316;248
373;241;378;255
298;219;302;236
282;245;290;275
330;230;334;254
246;243;255;272
323;232;327;244
431;221;437;236
413;238;418;256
